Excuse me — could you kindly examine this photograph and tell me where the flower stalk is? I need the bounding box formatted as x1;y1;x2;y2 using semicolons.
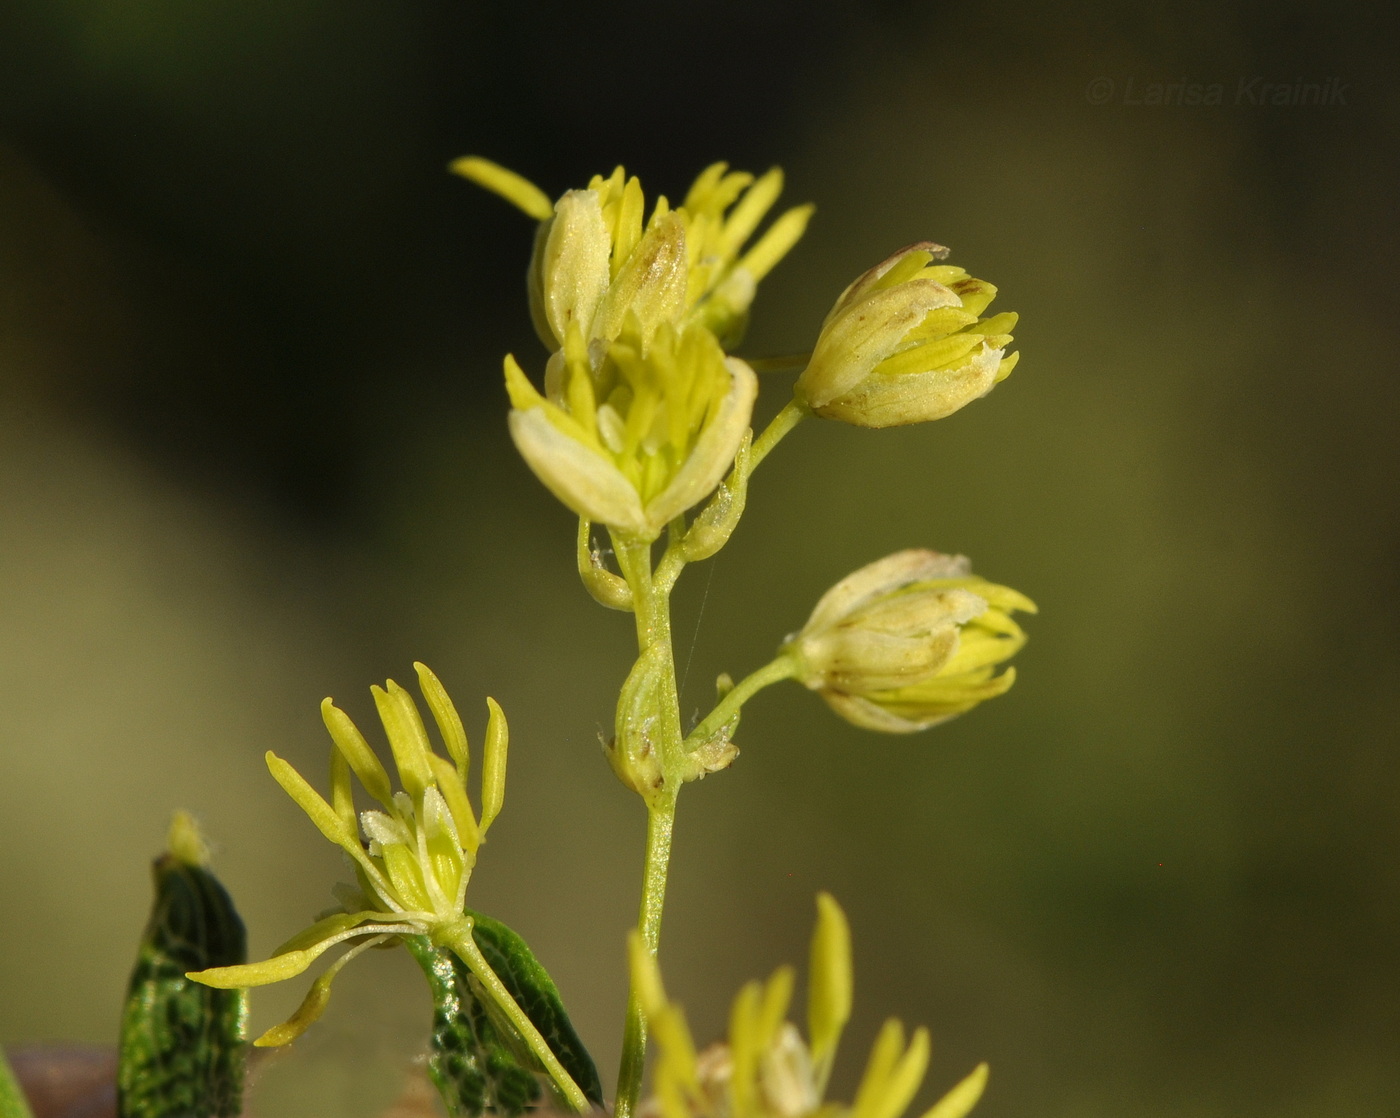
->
684;657;799;751
433;918;591;1113
750;399;810;470
90;149;1037;1118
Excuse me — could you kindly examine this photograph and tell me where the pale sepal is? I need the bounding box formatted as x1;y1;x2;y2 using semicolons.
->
803;551;970;636
539;190;612;348
814;345;1004;429
799;280;961;409
381;836;435;912
508;406;649;534
591;212;688;345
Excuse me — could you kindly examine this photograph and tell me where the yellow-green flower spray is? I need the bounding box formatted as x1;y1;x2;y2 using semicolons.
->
101;153;1040;1118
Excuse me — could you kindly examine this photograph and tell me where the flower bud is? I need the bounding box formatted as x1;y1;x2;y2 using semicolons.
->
795;244;1018;428
782;550;1035;732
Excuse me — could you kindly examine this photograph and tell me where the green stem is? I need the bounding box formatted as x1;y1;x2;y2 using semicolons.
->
751;398;809;469
0;1047;34;1118
609;534;688;1118
436;919;590;1113
613;538;665;651
653;541;686;599
613;794;677;1118
685;656;799;749
653;520;690;598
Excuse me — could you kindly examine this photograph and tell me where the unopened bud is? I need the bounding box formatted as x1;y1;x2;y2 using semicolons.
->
795;244;1018;428
782;550;1034;732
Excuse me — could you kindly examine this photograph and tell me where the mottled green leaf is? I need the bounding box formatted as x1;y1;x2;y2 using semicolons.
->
118;852;247;1118
404;911;602;1117
403;936;537;1118
466;911;603;1109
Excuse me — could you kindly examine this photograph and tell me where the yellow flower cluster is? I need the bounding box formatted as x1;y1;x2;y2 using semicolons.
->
457;157;811;544
456;159;1018;545
458;156;1031;734
456;157;813;353
190;664;508;1046
632;894;987;1118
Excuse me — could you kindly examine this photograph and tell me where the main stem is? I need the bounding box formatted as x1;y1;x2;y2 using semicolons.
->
612;536;686;1118
614;792;676;1118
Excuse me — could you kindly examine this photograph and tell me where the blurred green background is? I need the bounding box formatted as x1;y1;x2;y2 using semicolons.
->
2;1;1398;1115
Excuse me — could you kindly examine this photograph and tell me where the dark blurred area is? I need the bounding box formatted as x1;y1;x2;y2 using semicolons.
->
3;1;1399;1116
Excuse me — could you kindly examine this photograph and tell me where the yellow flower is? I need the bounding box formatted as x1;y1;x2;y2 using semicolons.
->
782;550;1035;732
505;319;757;541
633;893;987;1118
188;663;509;1047
453;157;814;350
795;244;1018;428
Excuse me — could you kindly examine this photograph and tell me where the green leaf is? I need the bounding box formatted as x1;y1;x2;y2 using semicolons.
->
118;853;248;1118
404;911;603;1117
0;1045;36;1118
